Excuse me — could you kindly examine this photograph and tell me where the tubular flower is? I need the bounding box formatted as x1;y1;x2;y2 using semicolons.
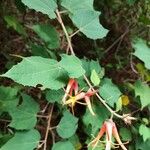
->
62;78;78;104
89;119;128;150
64;88;96;116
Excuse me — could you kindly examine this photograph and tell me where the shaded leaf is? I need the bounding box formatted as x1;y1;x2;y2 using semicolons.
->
4;16;27;37
21;0;57;19
82;101;110;135
0;86;18;113
134;80;150;108
119;128;132;141
0;129;40;150
46;89;64;103
56;111;78;138
9;94;40;130
32;24;60;49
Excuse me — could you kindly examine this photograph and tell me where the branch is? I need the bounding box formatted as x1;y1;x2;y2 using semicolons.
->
55;9;124;119
43;104;55;150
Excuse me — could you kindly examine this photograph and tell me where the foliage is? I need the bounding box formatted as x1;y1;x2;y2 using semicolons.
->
0;0;150;150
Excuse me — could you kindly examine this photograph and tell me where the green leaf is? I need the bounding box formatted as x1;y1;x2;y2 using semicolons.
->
90;69;100;86
99;78;122;107
82;102;110;135
9;94;39;130
46;89;64;103
30;43;49;58
139;124;150;142
136;137;150;150
71;10;108;39
21;0;57;19
61;0;93;12
0;86;18;113
0;129;40;150
61;0;108;39
132;38;150;70
60;54;85;78
52;141;75;150
90;60;102;74
4;16;27;37
32;24;60;49
134;80;150;108
1;56;66;90
56;111;78;138
119;128;132;141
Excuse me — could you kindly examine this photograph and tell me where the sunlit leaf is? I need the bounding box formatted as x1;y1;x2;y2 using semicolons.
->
21;0;57;19
134;80;150;108
133;38;150;70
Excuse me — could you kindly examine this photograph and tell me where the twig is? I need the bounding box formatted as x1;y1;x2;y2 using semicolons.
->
43;104;54;150
56;9;75;55
55;9;124;119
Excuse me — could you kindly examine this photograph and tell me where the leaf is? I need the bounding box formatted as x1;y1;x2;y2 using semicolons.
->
136;137;150;150
134;80;150;108
9;94;39;130
90;69;100;86
46;89;64;103
21;0;57;19
32;24;60;49
60;54;85;78
119;128;132;141
61;0;108;39
0;129;40;150
99;78;122;107
82;101;110;135
61;0;93;12
71;10;108;39
56;111;78;138
0;86;18;113
132;38;150;70
30;43;49;58
52;141;75;150
139;124;150;142
1;56;66;90
4;16;27;37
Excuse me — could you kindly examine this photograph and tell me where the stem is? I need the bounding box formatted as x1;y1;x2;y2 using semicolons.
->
56;9;75;55
43;104;55;150
55;9;123;119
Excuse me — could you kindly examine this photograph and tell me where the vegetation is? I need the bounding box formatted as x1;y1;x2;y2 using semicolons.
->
0;0;150;150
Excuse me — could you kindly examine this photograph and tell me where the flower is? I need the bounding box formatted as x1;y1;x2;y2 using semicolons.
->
123;113;137;125
64;89;96;115
62;78;78;104
89;119;128;150
62;79;96;115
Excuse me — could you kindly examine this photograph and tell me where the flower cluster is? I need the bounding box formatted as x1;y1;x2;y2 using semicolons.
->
89;119;128;150
62;78;96;115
